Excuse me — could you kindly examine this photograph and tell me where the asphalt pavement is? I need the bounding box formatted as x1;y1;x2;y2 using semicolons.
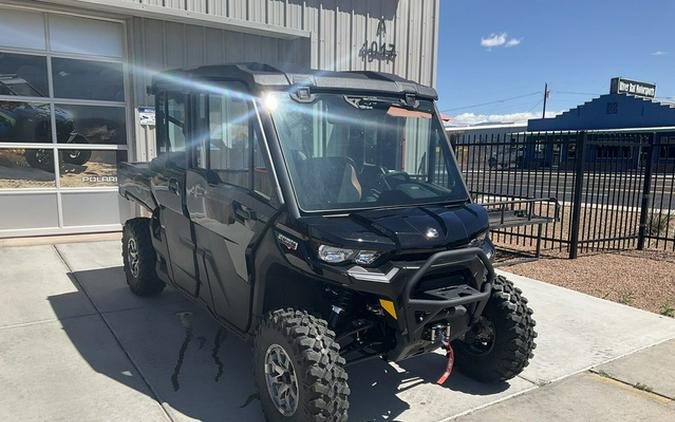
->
464;170;675;207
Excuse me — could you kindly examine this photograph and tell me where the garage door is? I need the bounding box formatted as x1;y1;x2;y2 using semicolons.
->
0;7;130;237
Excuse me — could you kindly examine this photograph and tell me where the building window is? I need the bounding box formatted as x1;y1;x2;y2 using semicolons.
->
597;145;632;159
53;104;127;145
660;138;675;159
51;58;125;102
567;141;577;159
0;7;128;237
0;52;49;97
534;141;545;159
0;101;53;143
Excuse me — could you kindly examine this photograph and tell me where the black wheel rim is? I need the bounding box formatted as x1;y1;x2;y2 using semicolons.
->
35;150;51;166
264;344;299;416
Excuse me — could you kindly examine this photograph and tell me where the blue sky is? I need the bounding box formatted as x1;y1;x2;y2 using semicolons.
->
436;0;675;126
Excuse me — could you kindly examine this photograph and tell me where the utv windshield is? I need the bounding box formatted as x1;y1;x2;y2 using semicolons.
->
267;92;469;212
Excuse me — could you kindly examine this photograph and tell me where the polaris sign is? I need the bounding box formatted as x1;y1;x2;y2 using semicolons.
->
610;77;656;98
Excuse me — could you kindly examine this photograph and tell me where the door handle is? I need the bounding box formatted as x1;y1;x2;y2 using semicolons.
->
168;178;180;195
233;201;256;222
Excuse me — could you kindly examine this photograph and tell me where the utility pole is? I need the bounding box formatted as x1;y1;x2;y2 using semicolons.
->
542;82;550;118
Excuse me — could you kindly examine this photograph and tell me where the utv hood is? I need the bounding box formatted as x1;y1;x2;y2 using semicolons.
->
301;203;489;252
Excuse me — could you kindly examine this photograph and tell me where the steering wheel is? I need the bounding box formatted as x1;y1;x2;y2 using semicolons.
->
379;171;411;189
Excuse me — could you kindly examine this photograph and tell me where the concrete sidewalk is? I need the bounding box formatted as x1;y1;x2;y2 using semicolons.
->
0;240;674;421
456;340;675;421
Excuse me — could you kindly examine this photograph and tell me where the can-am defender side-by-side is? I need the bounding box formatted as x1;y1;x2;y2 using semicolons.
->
118;64;536;422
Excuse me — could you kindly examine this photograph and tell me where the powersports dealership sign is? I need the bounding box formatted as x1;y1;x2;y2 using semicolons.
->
610;77;656;98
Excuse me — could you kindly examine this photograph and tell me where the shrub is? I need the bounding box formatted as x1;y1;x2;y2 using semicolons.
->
660;304;675;318
647;214;672;236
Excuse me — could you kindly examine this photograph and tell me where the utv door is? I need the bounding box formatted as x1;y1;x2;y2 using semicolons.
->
152;91;200;297
186;89;278;331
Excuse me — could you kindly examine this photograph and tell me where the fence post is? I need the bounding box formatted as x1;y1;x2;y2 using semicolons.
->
637;133;656;250
569;132;587;259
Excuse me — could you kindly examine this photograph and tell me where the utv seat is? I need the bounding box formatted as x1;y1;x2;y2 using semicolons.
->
297;156;362;207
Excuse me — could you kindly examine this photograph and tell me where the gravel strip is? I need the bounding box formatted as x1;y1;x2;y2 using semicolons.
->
506;251;675;316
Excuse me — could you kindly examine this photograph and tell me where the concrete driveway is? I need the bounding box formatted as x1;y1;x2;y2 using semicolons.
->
1;240;674;421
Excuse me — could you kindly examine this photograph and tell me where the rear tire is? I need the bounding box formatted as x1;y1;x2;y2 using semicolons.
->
122;218;165;297
61;133;91;165
254;309;350;422
452;275;536;382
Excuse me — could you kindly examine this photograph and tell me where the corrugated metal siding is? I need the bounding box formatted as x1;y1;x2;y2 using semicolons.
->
124;0;437;86
126;1;438;160
130;17;309;105
128;16;309;160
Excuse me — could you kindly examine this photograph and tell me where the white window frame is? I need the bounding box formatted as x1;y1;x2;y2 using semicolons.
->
0;4;131;236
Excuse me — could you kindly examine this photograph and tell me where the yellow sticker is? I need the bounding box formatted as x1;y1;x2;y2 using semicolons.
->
379;299;397;320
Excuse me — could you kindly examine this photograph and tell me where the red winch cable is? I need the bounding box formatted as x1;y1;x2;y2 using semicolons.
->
436;341;455;385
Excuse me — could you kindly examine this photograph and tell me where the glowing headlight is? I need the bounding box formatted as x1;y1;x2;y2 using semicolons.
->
318;245;355;263
318;245;381;265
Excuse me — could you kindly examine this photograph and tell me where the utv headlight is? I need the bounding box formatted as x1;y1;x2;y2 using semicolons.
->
318;245;355;263
469;231;494;260
318;245;381;265
472;231;488;243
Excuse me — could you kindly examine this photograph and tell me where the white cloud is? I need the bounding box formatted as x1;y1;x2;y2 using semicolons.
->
481;33;507;48
651;50;668;56
447;111;560;127
481;33;522;50
505;38;522;48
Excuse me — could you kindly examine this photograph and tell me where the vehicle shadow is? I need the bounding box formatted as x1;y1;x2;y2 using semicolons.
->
48;266;509;421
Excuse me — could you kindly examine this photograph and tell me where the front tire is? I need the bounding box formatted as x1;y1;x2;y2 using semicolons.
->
24;149;54;172
61;133;91;165
122;218;165;297
452;275;536;382
254;309;350;422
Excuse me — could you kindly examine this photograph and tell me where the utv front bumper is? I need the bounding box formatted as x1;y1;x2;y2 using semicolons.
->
384;247;495;362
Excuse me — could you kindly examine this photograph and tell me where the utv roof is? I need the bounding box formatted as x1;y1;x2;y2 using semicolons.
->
150;62;438;100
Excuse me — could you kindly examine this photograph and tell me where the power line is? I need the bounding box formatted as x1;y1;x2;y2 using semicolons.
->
555;90;603;96
527;98;544;114
440;91;541;112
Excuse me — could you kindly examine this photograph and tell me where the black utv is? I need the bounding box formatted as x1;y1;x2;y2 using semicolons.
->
118;63;536;422
0;74;92;170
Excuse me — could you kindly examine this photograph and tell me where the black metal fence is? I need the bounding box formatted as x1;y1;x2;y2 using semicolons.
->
449;129;675;258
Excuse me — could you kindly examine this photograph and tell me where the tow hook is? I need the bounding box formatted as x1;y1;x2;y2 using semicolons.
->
435;326;455;385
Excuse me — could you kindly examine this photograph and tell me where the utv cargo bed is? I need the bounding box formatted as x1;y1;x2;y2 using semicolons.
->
482;197;560;264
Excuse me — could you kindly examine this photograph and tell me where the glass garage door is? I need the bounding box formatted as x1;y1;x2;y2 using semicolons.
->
0;7;130;237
